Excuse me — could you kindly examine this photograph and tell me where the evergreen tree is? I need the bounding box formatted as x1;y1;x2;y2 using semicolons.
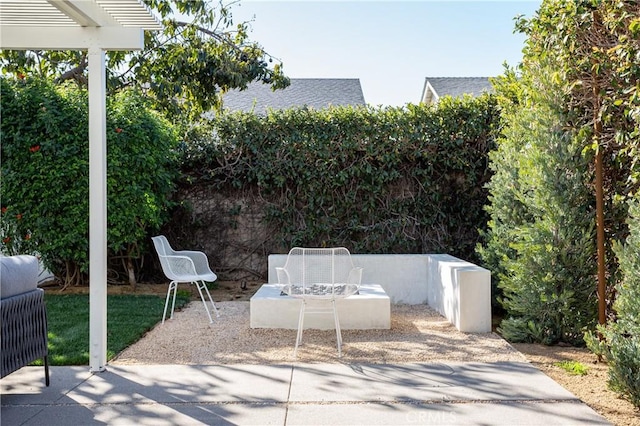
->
480;59;597;345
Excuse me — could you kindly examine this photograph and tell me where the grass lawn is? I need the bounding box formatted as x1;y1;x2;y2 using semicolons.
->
41;292;190;365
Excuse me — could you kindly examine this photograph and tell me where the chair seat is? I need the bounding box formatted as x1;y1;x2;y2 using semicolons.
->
175;272;217;283
285;283;359;298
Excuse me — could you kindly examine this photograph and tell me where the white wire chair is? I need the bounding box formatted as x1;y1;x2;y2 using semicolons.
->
151;235;220;323
276;247;362;357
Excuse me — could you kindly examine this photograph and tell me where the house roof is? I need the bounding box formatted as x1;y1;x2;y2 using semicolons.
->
222;78;366;114
421;77;493;104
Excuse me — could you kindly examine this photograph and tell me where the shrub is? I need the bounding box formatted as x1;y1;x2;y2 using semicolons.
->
1;77;90;277
0;77;178;286
587;198;640;408
479;65;597;345
104;90;178;285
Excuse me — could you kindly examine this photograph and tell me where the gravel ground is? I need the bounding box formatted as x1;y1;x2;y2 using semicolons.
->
112;301;526;365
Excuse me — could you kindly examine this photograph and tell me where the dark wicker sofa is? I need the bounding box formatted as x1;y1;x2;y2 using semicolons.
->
1;255;49;386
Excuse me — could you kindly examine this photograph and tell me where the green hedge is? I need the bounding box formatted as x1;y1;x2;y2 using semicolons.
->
0;77;177;286
179;95;500;260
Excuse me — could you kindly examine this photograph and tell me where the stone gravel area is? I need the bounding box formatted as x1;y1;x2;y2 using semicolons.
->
112;301;526;365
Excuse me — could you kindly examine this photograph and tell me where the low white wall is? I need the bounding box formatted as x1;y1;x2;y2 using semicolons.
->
268;254;429;304
251;284;390;329
427;254;491;333
268;253;491;333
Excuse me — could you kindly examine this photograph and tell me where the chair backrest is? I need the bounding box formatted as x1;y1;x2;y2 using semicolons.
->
151;235;186;280
152;235;217;283
152;235;175;256
281;247;358;286
152;235;170;274
277;247;361;299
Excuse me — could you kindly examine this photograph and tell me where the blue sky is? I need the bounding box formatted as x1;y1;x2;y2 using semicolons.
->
230;1;542;106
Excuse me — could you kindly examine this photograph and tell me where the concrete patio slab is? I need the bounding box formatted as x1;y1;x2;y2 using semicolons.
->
64;364;293;404
4;403;286;426
285;401;609;425
1;362;611;425
288;362;578;402
0;366;90;405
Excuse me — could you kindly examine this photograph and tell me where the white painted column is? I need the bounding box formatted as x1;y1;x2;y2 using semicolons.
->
88;46;107;373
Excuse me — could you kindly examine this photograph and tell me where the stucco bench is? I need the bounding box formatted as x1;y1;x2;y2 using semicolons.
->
250;283;390;329
266;253;491;333
250;247;390;331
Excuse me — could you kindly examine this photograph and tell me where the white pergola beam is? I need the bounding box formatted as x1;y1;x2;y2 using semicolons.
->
0;26;144;50
48;0;118;27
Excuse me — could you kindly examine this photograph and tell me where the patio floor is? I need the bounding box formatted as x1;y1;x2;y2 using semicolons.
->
2;362;610;425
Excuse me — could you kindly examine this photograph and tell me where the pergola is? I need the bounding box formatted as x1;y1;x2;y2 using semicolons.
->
0;0;161;372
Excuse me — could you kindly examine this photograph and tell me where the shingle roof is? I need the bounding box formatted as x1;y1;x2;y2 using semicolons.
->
422;77;493;104
222;78;366;114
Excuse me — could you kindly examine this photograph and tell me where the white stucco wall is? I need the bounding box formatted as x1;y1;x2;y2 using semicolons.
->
426;254;492;333
268;253;429;304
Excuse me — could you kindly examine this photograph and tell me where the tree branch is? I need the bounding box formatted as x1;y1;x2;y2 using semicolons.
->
54;52;88;85
174;20;243;52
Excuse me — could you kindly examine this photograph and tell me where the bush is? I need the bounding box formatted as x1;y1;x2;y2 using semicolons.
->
587;198;640;408
1;77;90;277
479;66;597;345
0;77;178;286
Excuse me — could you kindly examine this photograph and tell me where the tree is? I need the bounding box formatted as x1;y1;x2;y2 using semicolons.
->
517;0;640;323
0;0;290;123
587;197;640;408
481;0;640;345
479;64;598;345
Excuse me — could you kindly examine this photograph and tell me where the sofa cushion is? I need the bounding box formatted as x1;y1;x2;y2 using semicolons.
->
1;255;39;299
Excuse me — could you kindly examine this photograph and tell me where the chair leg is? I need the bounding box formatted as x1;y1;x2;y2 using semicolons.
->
44;355;50;387
194;281;215;323
294;300;306;357
332;299;342;357
163;281;178;323
199;281;220;318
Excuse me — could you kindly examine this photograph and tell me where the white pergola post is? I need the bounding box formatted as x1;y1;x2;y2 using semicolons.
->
88;46;108;372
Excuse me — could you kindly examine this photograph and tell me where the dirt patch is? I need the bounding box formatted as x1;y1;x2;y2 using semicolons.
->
44;280;262;302
513;343;639;426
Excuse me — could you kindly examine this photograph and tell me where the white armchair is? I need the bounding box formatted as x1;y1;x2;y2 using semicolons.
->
151;236;220;323
277;247;362;357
